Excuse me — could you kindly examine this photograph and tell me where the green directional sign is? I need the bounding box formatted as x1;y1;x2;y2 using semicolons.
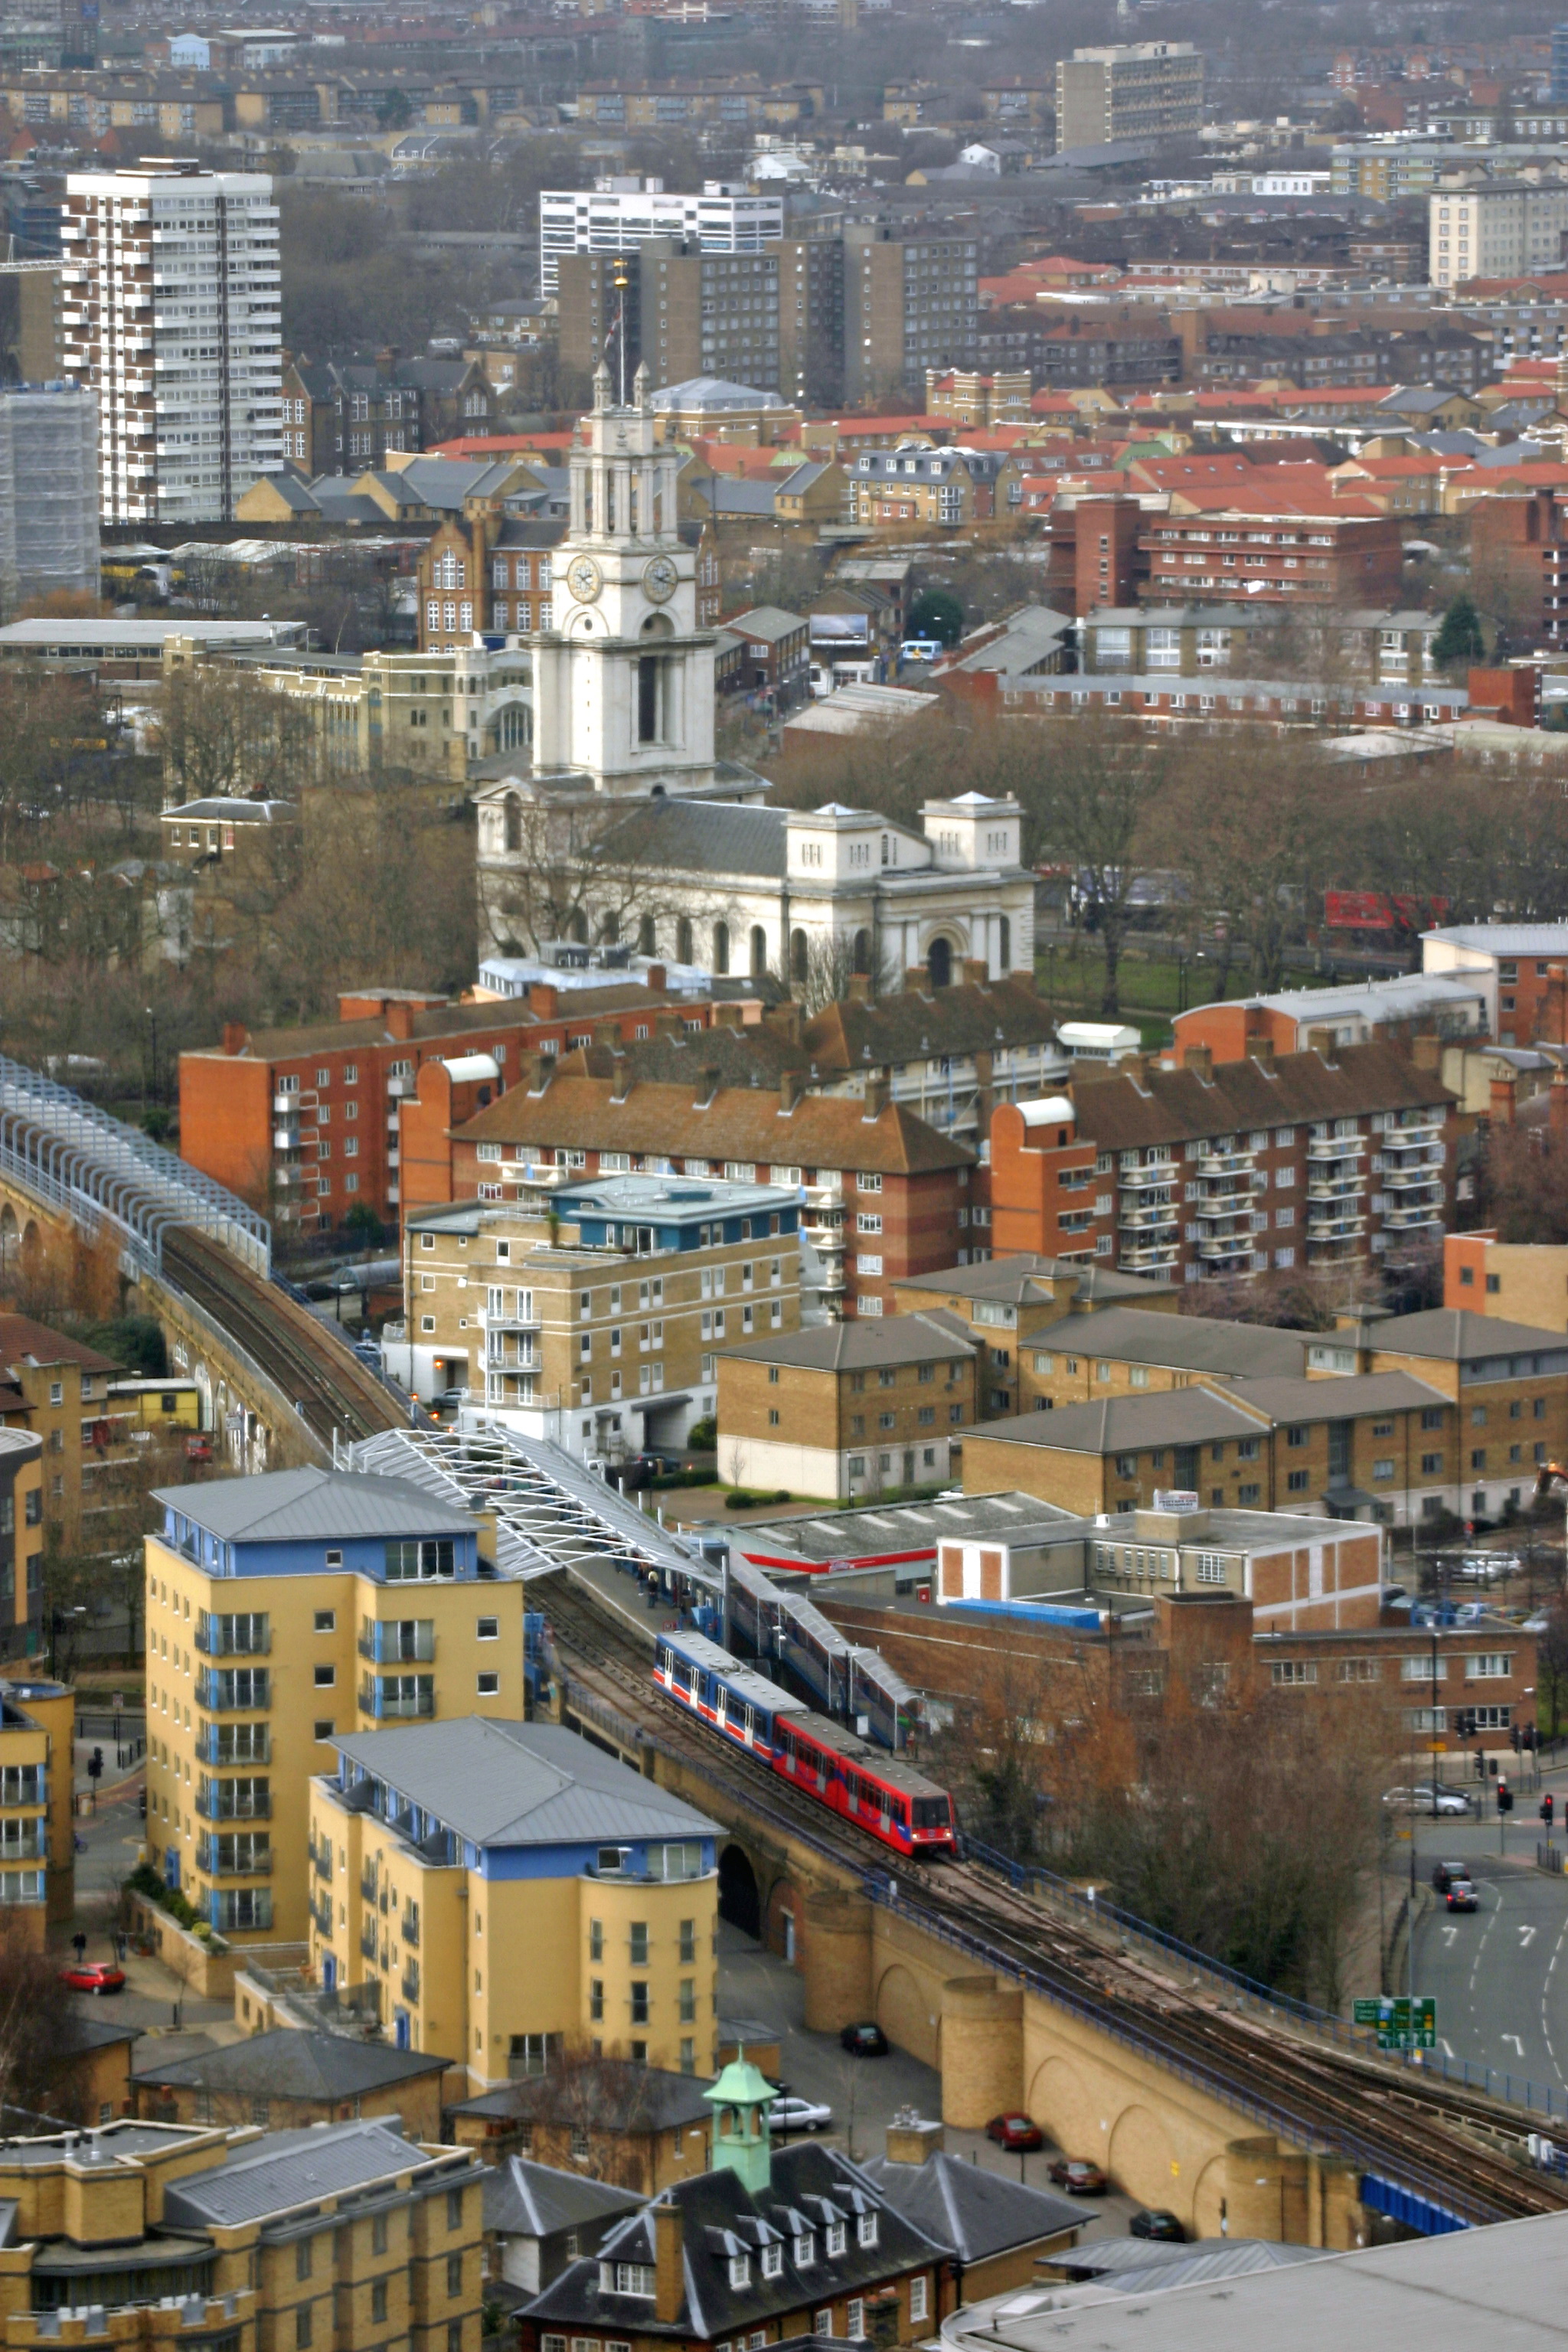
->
1354;1996;1436;2050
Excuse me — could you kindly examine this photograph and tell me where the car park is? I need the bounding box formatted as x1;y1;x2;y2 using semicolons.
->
771;2096;832;2134
839;2022;888;2056
1129;2210;1185;2242
986;2113;1044;2151
1047;2158;1108;2194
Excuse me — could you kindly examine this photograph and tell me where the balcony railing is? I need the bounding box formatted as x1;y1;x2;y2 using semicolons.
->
360;1922;380;1960
1306;1214;1367;1243
1118;1203;1179;1231
360;1677;435;1719
1120;1243;1181;1272
196;1787;271;1822
195;1838;272;1878
0;1829;47;1864
360;1868;380;1902
0;1773;46;1808
309;1892;332;1937
194;1671;270;1713
196;1729;270;1766
358;1623;436;1664
1197;1151;1255;1178
1118;1163;1178;1191
1306;1174;1365;1202
1197;1235;1258;1263
1382;1162;1444;1188
1307;1135;1365;1161
194;1622;270;1658
400;1913;420;1947
400;1968;420;2005
1383;1203;1444;1230
1197;1184;1257;1214
1386;1116;1443;1145
312;1839;332;1879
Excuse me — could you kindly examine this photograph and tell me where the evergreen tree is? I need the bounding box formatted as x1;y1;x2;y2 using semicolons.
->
1432;593;1485;669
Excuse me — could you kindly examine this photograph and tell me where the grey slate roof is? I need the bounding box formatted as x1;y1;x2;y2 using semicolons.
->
1370;1308;1568;1361
134;2027;446;2096
857;2151;1081;2262
599;799;788;880
897;1255;1160;1309
328;1719;718;1850
1018;1306;1310;1379
720;1312;975;1373
966;1390;1266;1456
484;2158;645;2240
163;2119;459;2229
736;1491;1078;1566
152;1466;475;1543
1217;1370;1448;1421
727;605;809;643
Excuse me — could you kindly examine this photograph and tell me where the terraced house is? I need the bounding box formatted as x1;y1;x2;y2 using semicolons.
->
143;1468;522;1947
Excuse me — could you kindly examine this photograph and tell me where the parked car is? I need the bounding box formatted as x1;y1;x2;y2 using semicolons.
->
986;2113;1044;2151
1432;1860;1468;1893
1446;1877;1478;1913
59;1962;125;1995
1385;1786;1471;1815
1047;2158;1108;2195
1129;2210;1186;2243
771;2096;833;2134
839;2022;888;2056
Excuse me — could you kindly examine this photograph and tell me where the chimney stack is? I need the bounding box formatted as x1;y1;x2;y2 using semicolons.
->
645;962;667;994
1491;1073;1517;1125
519;1050;547;1096
847;973;873;1003
1184;1044;1213;1081
862;1076;889;1119
1411;1032;1442;1072
221;1023;249;1057
962;957;990;988
779;1068;803;1115
654;1008;684;1039
714;1003;745;1030
385;1001;415;1042
653;2204;684;2326
697;1066;722;1107
886;2113;945;2167
1247;1037;1275;1070
1305;1024;1338;1063
529;982;560;1020
611;1058;632;1104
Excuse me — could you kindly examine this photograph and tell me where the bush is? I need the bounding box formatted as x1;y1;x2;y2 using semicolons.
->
724;1491;756;1510
687;1416;717;1452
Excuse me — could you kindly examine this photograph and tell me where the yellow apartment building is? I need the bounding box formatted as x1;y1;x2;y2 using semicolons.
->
0;1314;122;1566
309;1717;720;2087
0;2112;484;2352
0;1673;74;1932
144;1468;524;1945
398;1171;802;1466
0;1426;43;1666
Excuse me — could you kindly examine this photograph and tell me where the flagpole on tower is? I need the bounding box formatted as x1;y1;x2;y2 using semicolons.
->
613;252;629;407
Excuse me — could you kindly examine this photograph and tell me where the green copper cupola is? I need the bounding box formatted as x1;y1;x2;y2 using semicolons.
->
704;2051;776;2193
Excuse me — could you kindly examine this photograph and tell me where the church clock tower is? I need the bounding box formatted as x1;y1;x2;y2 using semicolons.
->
530;360;724;798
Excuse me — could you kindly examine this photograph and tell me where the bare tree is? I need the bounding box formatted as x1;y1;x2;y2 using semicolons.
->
481;796;684;962
155;665;318;807
1012;718;1173;1018
0;1917;90;2125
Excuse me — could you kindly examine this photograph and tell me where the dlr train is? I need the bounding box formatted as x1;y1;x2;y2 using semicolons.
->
653;1628;956;1857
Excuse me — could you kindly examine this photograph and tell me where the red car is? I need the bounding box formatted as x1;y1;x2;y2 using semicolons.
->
60;1962;125;1995
986;2113;1044;2151
1048;2158;1109;2195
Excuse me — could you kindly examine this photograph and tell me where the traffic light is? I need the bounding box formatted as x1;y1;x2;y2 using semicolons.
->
87;1749;103;1782
1456;1710;1475;1739
1499;1782;1514;1815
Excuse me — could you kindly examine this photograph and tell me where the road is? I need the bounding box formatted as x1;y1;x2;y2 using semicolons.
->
1407;1796;1568;2111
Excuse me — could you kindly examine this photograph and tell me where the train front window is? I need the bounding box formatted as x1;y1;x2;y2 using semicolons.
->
912;1798;949;1829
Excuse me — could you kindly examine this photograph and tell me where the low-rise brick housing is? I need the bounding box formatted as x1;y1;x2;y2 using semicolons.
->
718;1313;977;1501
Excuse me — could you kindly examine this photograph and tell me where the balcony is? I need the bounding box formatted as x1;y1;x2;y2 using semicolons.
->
358;1622;435;1665
479;1302;541;1334
273;1128;299;1152
401;1912;420;1947
1118;1202;1179;1232
1197;1184;1258;1215
309;1892;332;1937
0;1829;47;1864
1306;1214;1367;1243
1383;1201;1444;1231
1120;1242;1181;1272
400;1968;420;2005
1118;1163;1178;1192
312;1839;332;1880
360;1867;380;1902
1307;1135;1365;1162
1306;1174;1365;1202
1197;1151;1255;1178
361;1921;380;1960
194;1671;270;1713
387;1074;416;1099
358;1676;434;1721
195;1621;270;1658
195;1786;270;1822
1197;1235;1259;1263
196;1729;270;1767
1385;1116;1443;1147
0;1773;46;1808
195;1838;272;1878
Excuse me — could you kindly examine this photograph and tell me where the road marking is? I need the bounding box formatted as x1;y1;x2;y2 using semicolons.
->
1504;2034;1526;2054
1521;1926;1539;1948
1441;2037;1455;2057
1442;1926;1459;1946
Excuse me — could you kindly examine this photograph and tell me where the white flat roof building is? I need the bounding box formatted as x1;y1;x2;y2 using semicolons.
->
538;177;784;295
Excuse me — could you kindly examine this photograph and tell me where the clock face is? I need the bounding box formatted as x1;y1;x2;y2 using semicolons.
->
642;555;679;606
566;554;603;606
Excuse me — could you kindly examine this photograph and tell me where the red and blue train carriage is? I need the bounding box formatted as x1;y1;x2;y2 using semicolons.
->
653;1629;956;1857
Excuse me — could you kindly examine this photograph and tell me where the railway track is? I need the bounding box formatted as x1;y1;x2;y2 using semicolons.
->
162;1227;405;1452
541;1566;1568;2228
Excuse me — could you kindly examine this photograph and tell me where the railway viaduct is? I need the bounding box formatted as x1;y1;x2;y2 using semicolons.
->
560;1684;1367;2247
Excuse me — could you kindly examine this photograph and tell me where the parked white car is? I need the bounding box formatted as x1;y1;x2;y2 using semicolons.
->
770;2096;833;2134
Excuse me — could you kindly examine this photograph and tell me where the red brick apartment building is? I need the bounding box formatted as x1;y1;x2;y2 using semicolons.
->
179;978;718;1231
400;1057;975;1318
1470;487;1568;644
1142;506;1405;604
988;1037;1456;1285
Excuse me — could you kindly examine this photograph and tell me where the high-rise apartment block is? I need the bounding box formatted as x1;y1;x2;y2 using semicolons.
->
61;158;283;522
842;225;978;405
1054;41;1205;150
539;177;782;297
1429;180;1568;291
0;384;97;604
143;1467;524;1946
639;238;781;394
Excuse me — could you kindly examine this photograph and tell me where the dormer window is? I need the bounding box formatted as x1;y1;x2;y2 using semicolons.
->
856;2213;878;2249
825;2223;846;2257
729;2255;750;2290
762;2244;783;2279
792;2233;815;2268
601;2262;655;2298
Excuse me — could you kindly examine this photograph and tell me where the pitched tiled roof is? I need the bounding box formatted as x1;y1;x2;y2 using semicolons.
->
0;1315;120;1375
1004;1305;1309;1378
858;2151;1080;2262
1369;1308;1568;1361
596;799;789;880
896;1254;1161;1308
1070;1040;1454;1152
965;1390;1267;1455
455;1069;975;1174
803;978;1059;1073
164;2120;462;2229
135;2027;446;2096
484;2158;646;2241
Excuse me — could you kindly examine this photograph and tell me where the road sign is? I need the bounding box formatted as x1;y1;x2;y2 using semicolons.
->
1354;1996;1436;2050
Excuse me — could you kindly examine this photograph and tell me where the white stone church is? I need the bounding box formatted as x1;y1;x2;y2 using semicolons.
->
472;365;1034;988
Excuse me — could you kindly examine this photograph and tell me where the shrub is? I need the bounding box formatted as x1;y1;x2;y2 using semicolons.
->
687;1417;717;1452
